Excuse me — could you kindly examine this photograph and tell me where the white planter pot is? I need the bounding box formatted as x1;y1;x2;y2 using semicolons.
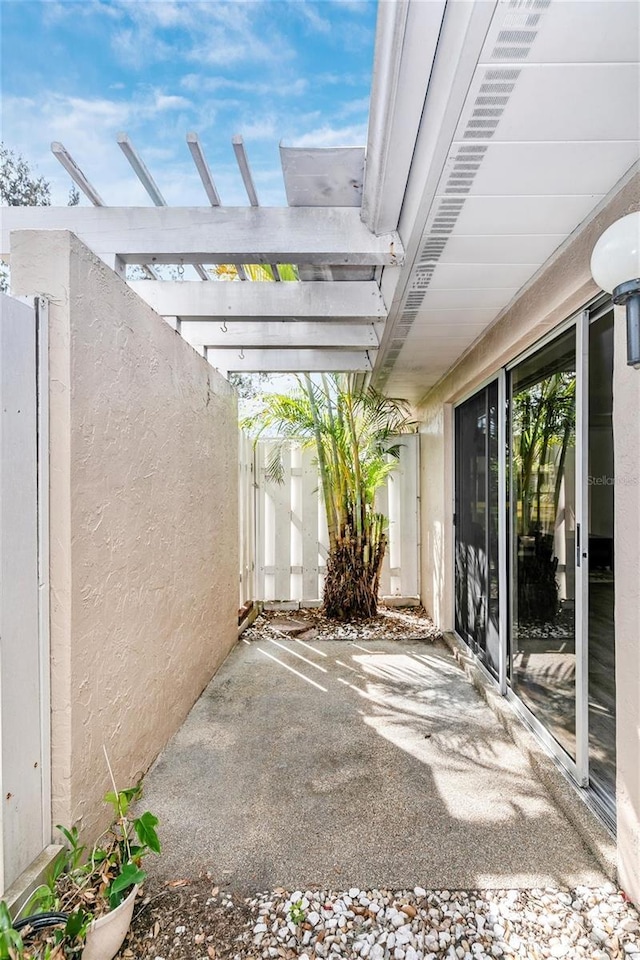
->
81;884;138;960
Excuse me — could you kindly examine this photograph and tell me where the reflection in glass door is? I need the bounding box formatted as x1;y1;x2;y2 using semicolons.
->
509;328;577;761
454;382;500;677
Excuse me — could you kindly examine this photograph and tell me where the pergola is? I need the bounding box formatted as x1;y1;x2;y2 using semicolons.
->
2;0;638;401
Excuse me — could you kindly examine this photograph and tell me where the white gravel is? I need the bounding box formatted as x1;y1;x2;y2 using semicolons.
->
224;885;639;960
243;607;442;643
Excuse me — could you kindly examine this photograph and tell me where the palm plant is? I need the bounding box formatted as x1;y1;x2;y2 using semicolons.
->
511;370;576;621
212;263;299;281
245;374;415;620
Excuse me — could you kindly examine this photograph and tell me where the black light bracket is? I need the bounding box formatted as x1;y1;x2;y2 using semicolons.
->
612;278;640;368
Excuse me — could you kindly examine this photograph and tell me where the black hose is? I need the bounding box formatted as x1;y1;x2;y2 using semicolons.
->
14;911;69;938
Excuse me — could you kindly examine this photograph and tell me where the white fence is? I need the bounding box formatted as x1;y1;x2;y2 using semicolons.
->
239;433;420;605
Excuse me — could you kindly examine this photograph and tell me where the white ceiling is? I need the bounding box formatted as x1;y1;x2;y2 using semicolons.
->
376;0;640;404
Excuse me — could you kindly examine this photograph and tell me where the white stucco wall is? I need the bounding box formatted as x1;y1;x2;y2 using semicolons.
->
415;173;640;902
10;230;239;844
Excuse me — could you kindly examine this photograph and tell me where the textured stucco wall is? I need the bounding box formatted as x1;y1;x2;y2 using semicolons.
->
11;230;239;843
613;305;640;905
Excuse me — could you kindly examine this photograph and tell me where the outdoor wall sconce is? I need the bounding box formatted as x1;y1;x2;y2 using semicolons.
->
591;211;640;368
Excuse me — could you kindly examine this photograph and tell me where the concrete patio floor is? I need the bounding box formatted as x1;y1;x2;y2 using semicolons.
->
142;634;607;892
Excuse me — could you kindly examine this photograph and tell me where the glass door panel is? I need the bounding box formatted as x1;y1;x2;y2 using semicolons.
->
454;381;499;677
588;310;616;815
509;328;577;760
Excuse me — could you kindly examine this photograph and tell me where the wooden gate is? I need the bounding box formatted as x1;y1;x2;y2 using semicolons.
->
244;434;420;604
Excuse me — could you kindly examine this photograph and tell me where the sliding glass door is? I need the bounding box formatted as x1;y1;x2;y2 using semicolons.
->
453;302;616;822
454;381;499;677
509;327;578;762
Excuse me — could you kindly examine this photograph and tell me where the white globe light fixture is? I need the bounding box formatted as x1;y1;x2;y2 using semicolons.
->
590;211;640;368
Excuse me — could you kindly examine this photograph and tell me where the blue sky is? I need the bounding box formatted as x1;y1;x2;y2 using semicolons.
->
1;0;377;205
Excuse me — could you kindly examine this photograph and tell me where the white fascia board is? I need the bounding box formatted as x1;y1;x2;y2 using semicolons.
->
180;320;381;349
373;0;499;381
361;0;447;236
207;348;374;374
127;279;387;321
2;209;403;266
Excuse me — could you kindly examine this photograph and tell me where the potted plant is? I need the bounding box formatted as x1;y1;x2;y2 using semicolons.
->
8;779;160;960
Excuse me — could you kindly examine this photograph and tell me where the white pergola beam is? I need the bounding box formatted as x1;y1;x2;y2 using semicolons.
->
2;209;403;266
231;134;281;280
232;135;260;206
187;132;221;206
181;320;381;349
127;279;387;320
117;133;166;206
207;348;374;374
117;133;209;281
51;142;106;206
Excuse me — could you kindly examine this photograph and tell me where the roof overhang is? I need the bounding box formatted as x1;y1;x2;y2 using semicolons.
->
3;1;638;388
369;0;640;404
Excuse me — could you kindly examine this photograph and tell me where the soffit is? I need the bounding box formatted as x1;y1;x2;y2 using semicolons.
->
374;0;640;405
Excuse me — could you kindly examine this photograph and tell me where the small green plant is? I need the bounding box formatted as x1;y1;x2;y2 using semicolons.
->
27;781;160;919
0;901;23;960
16;775;160;957
1;898;88;960
288;899;306;926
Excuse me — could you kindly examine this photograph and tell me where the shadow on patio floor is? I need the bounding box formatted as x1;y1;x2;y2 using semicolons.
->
141;634;606;893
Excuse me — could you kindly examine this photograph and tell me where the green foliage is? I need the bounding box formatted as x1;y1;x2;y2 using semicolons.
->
0;899;90;960
228;371;270;399
0;143;51;207
288;900;306;925
212;263;299;281
512;371;576;534
244;374;415;619
0;901;23;960
17;780;160;957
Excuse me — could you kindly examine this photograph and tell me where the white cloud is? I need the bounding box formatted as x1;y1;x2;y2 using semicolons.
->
106;0;295;70
293;2;333;35
0;89;202;205
339;96;371;118
240;118;279;142
152;93;192;112
180;74;308;98
290;123;368;148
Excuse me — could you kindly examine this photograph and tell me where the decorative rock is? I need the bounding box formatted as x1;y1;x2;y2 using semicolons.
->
209;882;640;960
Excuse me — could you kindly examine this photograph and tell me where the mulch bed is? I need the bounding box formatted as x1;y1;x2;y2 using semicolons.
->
120;877;251;959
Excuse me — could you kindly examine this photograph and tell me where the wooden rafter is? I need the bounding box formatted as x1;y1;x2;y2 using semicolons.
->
2;208;404;266
127;279;387;321
205;348;374;374
180;320;381;350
